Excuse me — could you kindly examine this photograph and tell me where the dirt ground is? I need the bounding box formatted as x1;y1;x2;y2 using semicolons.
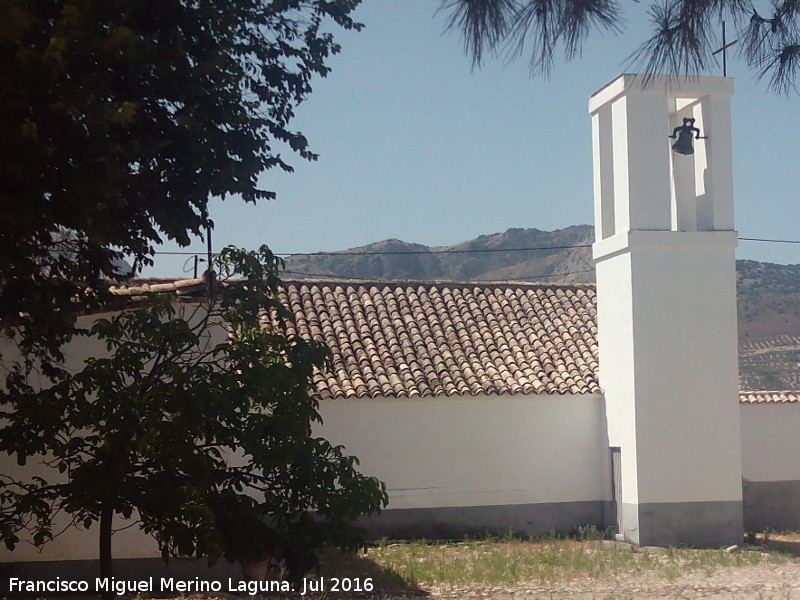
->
423;539;800;600
424;560;800;600
24;562;800;600
372;538;800;600
22;537;800;600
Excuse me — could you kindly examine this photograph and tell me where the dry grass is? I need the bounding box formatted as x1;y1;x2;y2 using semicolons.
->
328;535;787;589
27;533;800;600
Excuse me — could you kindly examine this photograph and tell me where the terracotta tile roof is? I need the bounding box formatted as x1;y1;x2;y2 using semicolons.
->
276;280;600;399
110;277;800;402
738;391;800;404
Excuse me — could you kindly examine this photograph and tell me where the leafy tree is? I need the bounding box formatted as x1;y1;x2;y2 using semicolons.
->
0;246;388;585
438;0;800;92
0;0;361;360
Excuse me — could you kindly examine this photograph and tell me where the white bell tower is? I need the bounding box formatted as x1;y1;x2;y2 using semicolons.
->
589;74;743;546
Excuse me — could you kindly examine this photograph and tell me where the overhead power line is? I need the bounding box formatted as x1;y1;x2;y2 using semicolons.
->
281;268;597;282
739;237;800;245
150;236;800;259
151;243;594;257
274;244;593;257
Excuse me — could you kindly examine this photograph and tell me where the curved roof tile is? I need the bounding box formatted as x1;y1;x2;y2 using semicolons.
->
276;280;601;400
739;391;800;404
112;277;800;403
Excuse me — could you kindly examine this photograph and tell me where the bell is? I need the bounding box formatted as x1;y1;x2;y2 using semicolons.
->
672;137;695;155
669;117;705;156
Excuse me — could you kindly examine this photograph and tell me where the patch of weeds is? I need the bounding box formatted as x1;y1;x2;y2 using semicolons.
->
356;532;800;590
661;562;683;581
573;524;611;541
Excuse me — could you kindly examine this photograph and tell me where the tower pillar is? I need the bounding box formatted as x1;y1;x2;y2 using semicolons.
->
590;75;743;547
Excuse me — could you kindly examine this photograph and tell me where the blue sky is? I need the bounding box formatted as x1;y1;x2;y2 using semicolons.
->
143;1;800;278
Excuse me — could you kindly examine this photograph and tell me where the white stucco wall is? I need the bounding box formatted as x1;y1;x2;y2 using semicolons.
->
628;234;742;504
740;404;800;482
595;252;639;504
596;233;743;507
0;304;227;563
314;393;610;510
3;390;609;564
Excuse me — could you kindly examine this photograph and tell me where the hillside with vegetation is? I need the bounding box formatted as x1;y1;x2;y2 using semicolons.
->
737;261;800;390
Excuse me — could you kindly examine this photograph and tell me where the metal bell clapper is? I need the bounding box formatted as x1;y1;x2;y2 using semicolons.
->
669;117;707;155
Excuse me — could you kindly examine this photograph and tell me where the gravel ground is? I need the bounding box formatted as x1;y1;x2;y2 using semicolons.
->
425;560;800;600
421;544;800;600
27;561;800;600
320;538;800;600
24;539;800;600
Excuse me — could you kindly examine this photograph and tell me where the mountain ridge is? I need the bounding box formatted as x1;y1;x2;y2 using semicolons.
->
284;224;596;283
